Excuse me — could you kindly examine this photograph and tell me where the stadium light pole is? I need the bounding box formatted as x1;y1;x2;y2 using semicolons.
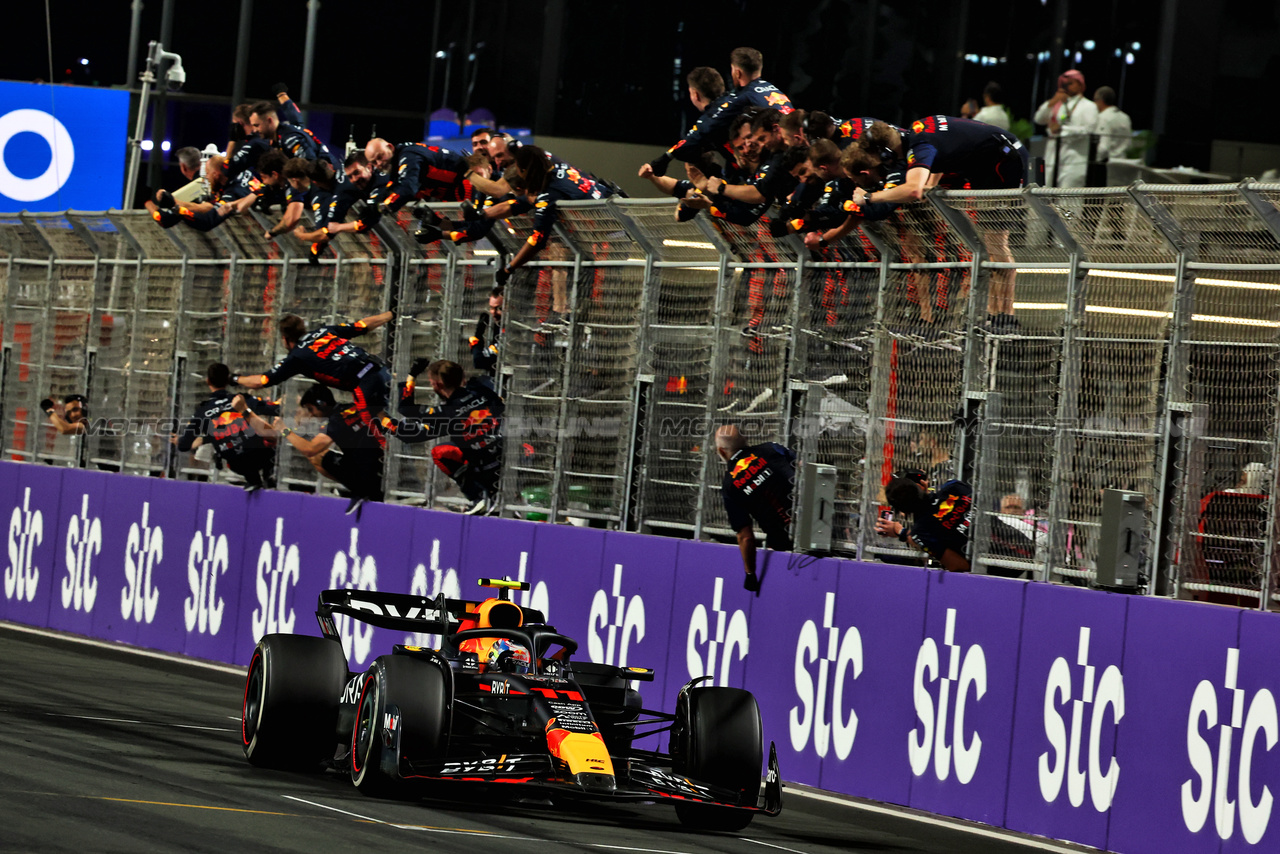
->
300;0;320;125
231;0;253;109
126;0;144;87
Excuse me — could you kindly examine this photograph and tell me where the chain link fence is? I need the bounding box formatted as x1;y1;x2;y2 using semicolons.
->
4;185;1280;609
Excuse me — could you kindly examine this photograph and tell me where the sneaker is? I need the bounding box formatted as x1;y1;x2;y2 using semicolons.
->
740;388;774;414
463;496;489;515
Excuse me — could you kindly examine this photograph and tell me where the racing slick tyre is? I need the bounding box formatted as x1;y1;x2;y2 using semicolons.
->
350;654;449;797
242;634;349;769
672;686;763;831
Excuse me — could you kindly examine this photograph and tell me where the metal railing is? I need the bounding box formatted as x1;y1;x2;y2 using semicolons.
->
3;183;1279;608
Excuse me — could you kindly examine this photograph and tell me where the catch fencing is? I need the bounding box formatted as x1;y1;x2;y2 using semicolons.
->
2;184;1279;608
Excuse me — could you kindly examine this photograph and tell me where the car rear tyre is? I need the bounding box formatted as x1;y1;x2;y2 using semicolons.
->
350;654;448;797
242;634;349;769
672;686;762;831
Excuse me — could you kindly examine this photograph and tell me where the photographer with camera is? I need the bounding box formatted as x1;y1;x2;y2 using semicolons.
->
876;470;974;572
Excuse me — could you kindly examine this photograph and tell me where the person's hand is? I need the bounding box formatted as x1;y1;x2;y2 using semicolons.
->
647;153;672;177
269;416;284;431
685;163;709;192
39;398;55;414
494;265;511;287
409;356;432;377
803;231;824;249
638;162;654;179
875;518;903;537
230;394;248;413
263;229;274;240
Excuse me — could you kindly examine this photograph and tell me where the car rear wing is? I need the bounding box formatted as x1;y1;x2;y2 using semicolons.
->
315;588;549;637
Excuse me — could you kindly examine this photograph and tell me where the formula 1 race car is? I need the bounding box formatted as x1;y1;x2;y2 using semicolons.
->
241;578;782;830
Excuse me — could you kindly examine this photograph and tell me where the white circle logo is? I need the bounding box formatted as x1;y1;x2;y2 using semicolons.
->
0;109;75;202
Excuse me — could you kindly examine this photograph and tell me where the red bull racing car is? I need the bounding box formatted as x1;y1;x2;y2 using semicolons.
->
241;578;782;830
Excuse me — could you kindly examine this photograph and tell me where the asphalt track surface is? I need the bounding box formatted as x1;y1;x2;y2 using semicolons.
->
0;623;1100;854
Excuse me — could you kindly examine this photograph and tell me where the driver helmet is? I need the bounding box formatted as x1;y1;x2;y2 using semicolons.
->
485;638;532;674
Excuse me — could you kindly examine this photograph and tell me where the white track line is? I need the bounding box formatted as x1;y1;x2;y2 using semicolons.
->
0;621;246;676
41;711;235;732
740;838;812;854
785;788;1098;853
283;795;698;852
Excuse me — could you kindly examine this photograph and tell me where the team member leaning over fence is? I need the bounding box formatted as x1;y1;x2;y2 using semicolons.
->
492;145;615;286
176;363;280;491
379;359;504;516
843;117;1028;329
715;424;796;594
875;469;974;572
233;311;394;435
235;384;384;515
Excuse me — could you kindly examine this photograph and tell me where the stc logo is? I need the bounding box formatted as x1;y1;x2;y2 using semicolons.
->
252;518;299;638
1182;648;1277;844
687;576;749;686
330;528;379;665
185;509;228;636
790;591;862;760
121;502;163;624
5;487;43;603
588;564;645;667
909;608;986;783
406;538;460;648
62;494;101;613
1039;627;1124;812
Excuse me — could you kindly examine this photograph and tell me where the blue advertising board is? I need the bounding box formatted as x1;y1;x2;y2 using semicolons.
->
0;81;129;212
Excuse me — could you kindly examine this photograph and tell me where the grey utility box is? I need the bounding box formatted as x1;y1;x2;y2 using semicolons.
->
793;462;837;553
1096;488;1146;589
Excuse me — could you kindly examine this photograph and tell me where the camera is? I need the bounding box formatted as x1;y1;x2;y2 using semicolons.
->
165;59;186;91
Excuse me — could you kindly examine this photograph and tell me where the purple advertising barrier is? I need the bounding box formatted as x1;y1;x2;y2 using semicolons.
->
814;560;932;804
1;462;64;629
1225;610;1280;853
742;552;846;789
180;481;253;664
232;489;309;666
590;530;678;673
1004;583;1131;849
128;477;202;655
906;571;1026;826
44;467;110;639
527;522;607;644
1106;596;1242;854
400;506;467;650
458;515;543;614
659;539;757;708
300;497;420;673
87;472;174;648
595;530;680;751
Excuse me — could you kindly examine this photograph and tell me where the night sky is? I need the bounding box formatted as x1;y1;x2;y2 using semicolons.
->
4;0;1257;177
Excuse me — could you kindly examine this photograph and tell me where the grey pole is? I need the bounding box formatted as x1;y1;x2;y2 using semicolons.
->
300;0;320;125
426;0;441;122
125;0;144;86
231;0;253;108
148;0;177;193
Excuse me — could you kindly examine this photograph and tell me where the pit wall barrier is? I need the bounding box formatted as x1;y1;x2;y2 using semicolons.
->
2;457;1277;853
